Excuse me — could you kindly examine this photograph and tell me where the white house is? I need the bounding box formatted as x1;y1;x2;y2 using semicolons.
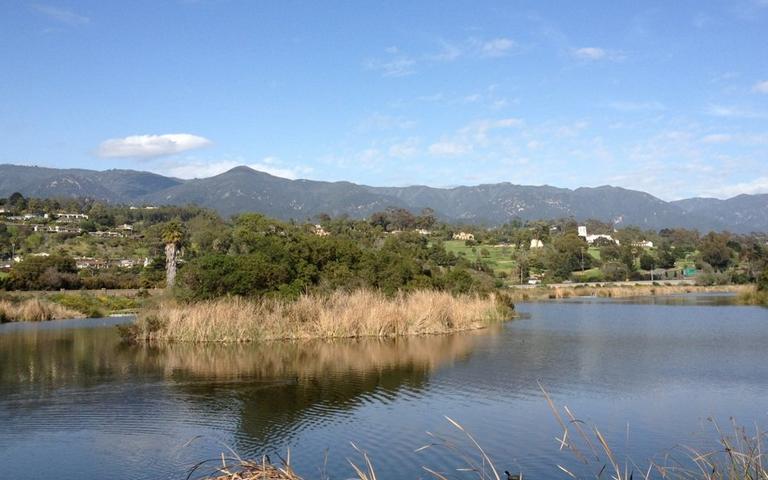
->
530;239;544;249
577;226;619;245
452;232;475;241
633;240;654;248
312;225;330;237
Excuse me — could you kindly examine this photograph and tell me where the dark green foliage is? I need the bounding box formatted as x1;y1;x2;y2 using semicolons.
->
758;268;768;292
8;255;79;290
639;252;656;271
699;232;733;271
546;233;591;281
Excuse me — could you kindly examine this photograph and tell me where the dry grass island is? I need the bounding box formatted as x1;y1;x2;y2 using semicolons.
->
120;289;515;343
0;298;83;322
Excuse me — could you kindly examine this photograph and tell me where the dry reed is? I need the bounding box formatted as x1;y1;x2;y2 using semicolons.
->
542;382;768;480
737;286;768;306
0;298;84;323
126;289;512;343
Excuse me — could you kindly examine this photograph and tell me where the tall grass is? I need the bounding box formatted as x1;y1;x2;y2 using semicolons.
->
123;289;513;343
542;383;768;480
737;286;768;306
0;298;84;322
191;394;766;480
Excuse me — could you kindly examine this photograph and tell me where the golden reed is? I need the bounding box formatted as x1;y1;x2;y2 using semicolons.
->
127;289;513;343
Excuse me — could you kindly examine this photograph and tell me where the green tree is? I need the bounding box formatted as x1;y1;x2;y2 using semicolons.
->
639;252;656;271
699;232;732;271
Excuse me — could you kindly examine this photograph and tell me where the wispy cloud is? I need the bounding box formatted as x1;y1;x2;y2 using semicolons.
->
363;53;416;77
388;138;420;158
428;117;524;156
479;38;517;57
606;100;666;112
428;141;471;157
96;133;212;158
32;4;90;26
701;133;733;144
365;37;519;77
702;176;768;198
571;47;624;61
706;104;767;119
752;80;768;93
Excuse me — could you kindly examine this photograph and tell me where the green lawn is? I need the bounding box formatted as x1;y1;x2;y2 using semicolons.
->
442;240;518;275
587;247;601;260
0;271;8;280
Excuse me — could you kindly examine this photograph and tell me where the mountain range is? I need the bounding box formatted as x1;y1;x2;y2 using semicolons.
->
1;164;766;233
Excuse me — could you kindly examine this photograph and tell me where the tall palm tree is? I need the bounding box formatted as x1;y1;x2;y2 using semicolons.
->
161;221;186;289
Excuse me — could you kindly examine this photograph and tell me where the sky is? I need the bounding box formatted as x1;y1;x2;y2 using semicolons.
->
1;0;768;200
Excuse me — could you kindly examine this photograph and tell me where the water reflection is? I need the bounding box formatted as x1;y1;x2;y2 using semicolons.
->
1;297;767;480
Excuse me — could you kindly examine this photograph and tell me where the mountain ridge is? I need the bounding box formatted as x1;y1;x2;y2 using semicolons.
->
1;163;765;232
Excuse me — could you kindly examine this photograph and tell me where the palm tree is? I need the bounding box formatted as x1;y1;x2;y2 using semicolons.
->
161;221;186;289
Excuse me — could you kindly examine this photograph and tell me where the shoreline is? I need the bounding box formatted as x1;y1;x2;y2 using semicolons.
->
501;283;751;302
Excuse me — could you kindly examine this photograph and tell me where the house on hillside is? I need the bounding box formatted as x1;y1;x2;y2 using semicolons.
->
56;213;88;222
312;224;330;237
633;240;654;248
452;232;475;241
530;239;544;249
577;225;619;245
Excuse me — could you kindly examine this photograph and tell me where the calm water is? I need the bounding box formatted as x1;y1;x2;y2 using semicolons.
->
0;295;766;479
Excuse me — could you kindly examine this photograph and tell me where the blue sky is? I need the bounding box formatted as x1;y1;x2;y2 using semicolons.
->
1;1;767;199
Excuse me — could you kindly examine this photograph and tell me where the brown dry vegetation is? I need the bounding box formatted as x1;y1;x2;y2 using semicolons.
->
738;286;768;306
139;331;484;378
0;298;84;323
123;289;513;343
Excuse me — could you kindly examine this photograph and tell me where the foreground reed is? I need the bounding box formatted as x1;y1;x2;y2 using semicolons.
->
0;298;84;323
192;397;767;480
542;384;768;480
123;289;513;343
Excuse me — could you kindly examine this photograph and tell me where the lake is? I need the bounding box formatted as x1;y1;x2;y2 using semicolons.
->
0;294;766;479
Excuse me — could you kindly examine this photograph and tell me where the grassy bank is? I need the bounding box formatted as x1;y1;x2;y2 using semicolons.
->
122;289;513;343
504;284;749;302
0;298;84;322
738;286;768;306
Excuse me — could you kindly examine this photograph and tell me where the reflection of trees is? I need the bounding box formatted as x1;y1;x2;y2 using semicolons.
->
0;327;145;393
140;334;486;447
0;324;489;449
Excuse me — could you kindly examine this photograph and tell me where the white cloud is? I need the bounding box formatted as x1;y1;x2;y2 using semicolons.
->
428;117;523;156
428;141;471;156
753;80;768;93
572;47;606;60
388;138;420;158
703;176;768;198
606;100;666;112
96;133;212;158
363;54;416;77
572;47;623;61
701;133;733;144
32;4;90;26
480;38;517;57
706;104;767;118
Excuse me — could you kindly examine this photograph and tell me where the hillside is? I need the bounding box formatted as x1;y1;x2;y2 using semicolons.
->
0;163;764;232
